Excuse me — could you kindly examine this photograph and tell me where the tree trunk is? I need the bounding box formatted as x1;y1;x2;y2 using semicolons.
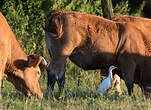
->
101;0;114;19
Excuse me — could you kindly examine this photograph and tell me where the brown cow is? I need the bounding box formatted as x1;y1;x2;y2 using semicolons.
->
0;12;46;99
111;15;151;96
44;9;151;97
112;15;151;44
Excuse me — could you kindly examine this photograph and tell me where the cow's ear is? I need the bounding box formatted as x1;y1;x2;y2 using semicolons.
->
43;15;63;39
28;55;42;67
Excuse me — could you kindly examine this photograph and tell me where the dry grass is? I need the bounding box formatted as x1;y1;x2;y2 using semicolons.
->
0;62;151;110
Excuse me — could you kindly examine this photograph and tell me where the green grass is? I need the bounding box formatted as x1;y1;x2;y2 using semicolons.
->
0;62;151;110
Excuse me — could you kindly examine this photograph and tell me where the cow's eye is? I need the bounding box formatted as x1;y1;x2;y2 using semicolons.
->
37;71;41;77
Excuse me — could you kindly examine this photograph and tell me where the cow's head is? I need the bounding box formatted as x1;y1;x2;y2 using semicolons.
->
6;55;47;99
43;12;80;91
43;15;66;91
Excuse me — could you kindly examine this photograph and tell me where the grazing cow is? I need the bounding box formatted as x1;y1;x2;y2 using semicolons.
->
44;9;151;97
0;12;46;99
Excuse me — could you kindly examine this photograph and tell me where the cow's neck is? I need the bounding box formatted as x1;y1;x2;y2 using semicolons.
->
11;33;27;61
6;32;28;78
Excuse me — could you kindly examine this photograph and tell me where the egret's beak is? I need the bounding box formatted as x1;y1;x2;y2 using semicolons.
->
114;66;118;69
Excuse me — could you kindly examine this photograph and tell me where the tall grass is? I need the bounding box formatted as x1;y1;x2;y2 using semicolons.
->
0;61;151;110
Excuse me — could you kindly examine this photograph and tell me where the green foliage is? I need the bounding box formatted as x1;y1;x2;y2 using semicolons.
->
113;0;146;17
133;0;146;17
43;0;102;15
114;0;130;15
1;0;45;55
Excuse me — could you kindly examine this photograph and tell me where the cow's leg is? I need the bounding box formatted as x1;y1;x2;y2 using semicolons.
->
57;69;65;91
110;74;122;96
110;75;116;89
47;57;66;92
0;66;5;99
47;68;56;91
0;52;8;98
108;75;117;94
119;58;136;96
114;74;122;96
0;73;4;99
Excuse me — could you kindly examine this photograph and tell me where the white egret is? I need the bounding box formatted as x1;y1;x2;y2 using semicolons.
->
96;65;117;93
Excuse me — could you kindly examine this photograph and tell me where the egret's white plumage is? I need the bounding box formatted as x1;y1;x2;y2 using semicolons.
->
96;65;117;93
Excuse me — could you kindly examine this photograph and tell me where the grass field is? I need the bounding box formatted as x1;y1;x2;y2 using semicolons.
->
0;61;151;110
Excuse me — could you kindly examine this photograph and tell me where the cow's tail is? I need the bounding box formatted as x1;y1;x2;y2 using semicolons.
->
43;14;64;39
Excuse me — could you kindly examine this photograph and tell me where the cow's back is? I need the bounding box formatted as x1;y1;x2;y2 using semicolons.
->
0;12;10;43
112;15;151;48
0;13;12;65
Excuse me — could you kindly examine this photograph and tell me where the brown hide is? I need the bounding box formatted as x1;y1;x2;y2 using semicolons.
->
112;15;151;48
0;12;43;99
45;9;151;97
112;15;151;96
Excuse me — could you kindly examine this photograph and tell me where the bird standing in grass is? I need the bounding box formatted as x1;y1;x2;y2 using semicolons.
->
96;65;117;93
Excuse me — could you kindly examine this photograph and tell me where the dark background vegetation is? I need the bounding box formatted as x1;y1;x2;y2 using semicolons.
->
0;0;151;109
